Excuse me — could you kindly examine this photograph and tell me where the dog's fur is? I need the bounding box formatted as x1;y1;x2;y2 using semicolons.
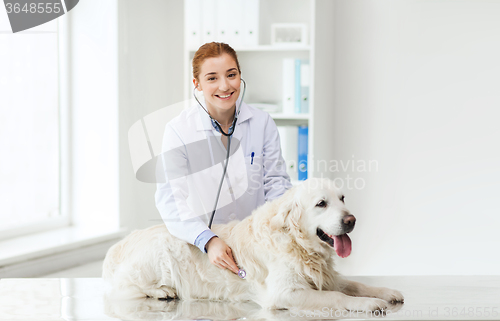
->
102;178;404;312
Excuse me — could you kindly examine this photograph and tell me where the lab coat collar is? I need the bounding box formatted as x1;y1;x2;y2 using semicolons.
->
194;97;253;132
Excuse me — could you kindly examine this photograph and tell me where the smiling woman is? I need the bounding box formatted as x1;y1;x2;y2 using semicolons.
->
154;42;293;278
192;42;242;136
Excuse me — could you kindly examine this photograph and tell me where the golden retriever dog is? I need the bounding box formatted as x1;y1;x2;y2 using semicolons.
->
102;178;404;312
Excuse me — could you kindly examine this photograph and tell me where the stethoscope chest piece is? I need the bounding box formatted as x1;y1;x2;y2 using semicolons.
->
238;269;246;279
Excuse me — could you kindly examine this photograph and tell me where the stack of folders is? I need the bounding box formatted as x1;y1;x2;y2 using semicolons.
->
278;125;308;181
282;58;310;114
185;0;259;49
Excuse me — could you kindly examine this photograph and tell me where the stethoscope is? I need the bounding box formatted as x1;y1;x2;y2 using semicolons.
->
193;78;246;138
193;78;247;280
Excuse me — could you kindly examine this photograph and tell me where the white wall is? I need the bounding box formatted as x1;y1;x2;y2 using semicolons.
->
331;0;500;276
114;0;500;275
64;0;119;230
118;0;184;230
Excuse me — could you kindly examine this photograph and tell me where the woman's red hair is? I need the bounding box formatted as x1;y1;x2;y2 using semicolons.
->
192;42;241;81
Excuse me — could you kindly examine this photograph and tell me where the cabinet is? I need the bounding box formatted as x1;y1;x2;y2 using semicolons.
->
183;0;335;181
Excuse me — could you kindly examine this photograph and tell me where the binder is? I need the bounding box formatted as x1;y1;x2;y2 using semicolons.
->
185;0;202;50
277;126;298;181
294;59;302;113
215;0;232;44
282;58;295;114
300;60;310;114
243;0;259;46
202;0;217;43
298;126;308;181
230;0;244;46
215;0;244;46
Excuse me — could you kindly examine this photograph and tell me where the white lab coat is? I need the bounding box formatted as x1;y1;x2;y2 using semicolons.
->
155;99;292;246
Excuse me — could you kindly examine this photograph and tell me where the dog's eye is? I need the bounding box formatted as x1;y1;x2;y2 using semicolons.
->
340;195;345;203
316;200;327;208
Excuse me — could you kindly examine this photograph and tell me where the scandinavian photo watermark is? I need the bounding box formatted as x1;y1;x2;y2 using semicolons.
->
128;99;380;191
289;306;500;319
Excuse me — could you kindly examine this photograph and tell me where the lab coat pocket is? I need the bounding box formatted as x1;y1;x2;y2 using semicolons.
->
245;153;263;195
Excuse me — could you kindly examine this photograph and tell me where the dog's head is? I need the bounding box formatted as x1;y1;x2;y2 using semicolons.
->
271;178;356;258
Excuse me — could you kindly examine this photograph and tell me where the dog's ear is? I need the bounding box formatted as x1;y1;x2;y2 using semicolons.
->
270;188;303;230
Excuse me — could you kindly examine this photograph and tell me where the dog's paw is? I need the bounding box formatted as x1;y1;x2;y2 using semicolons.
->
344;297;389;312
144;286;177;300
377;287;404;304
159;285;178;299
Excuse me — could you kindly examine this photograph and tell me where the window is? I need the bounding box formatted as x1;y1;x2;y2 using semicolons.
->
0;13;67;239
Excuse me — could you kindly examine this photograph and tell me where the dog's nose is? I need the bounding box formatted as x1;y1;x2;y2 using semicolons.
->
342;214;356;233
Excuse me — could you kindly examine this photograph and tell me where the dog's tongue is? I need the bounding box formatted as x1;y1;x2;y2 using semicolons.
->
333;234;352;258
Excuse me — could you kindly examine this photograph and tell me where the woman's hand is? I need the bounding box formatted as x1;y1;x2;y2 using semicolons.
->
205;237;239;274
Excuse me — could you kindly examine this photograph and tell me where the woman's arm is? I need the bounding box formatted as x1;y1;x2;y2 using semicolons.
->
155;123;212;248
155;123;239;274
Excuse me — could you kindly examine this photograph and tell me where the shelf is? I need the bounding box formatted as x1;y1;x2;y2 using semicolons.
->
188;45;311;53
184;0;317;180
269;113;310;120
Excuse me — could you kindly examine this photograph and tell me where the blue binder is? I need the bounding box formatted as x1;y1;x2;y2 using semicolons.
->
298;126;308;180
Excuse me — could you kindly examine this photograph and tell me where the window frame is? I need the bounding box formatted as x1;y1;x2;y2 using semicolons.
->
0;18;71;241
